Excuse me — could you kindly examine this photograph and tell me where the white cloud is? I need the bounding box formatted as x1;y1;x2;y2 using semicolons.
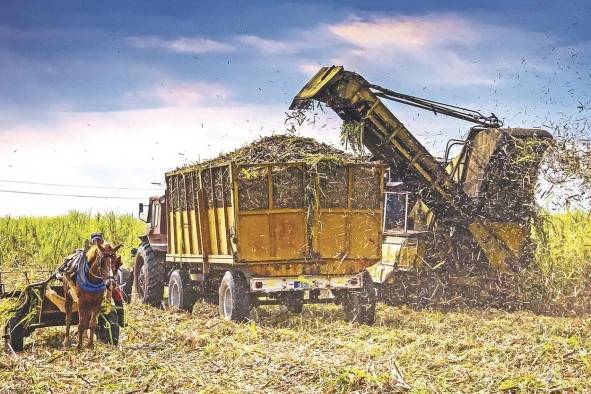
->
327;14;478;51
249;14;551;88
126;36;234;55
0;97;344;216
321;14;503;85
122;81;231;108
238;35;297;54
297;63;322;75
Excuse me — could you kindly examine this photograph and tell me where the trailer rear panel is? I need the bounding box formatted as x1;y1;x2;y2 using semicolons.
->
165;161;384;276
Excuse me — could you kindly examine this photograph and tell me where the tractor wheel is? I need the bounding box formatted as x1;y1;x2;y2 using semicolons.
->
118;267;133;303
168;269;197;311
218;271;250;322
133;243;166;307
97;311;120;346
5;315;25;352
342;271;376;325
285;292;304;314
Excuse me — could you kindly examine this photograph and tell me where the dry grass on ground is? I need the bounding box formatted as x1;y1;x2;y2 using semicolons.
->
1;212;590;393
1;302;590;393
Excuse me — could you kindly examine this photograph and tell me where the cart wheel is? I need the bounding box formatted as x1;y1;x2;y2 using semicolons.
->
134;243;166;307
168;270;197;311
218;271;250;322
114;298;126;327
342;271;376;325
5;316;25;352
118;267;133;303
285;292;304;314
97;311;120;346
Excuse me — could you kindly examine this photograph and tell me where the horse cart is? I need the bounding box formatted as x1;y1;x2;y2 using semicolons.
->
1;270;123;352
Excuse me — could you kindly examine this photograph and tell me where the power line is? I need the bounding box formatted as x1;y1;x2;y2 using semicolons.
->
0;189;145;200
0;178;163;191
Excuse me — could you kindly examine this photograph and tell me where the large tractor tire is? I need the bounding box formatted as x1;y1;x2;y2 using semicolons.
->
133;243;166;307
218;271;250;322
5;315;25;352
342;271;377;325
168;269;197;311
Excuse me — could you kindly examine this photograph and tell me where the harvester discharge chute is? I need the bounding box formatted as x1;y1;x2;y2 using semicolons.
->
290;66;552;273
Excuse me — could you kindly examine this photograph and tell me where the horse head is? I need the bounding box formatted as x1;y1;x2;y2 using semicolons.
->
88;242;123;287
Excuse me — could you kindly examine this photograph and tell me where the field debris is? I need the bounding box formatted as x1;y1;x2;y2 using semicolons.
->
340;120;366;155
284;100;325;134
538;98;591;197
182;134;369;170
1;302;590;393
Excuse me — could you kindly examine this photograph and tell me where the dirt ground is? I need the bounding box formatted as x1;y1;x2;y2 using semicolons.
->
1;302;590;393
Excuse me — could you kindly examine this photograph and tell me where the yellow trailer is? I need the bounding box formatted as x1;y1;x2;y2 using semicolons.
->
133;136;385;323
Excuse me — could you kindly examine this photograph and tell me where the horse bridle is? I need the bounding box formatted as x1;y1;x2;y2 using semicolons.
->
89;250;116;286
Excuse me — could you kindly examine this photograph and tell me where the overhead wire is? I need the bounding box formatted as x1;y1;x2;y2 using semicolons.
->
0;178;162;191
0;189;146;200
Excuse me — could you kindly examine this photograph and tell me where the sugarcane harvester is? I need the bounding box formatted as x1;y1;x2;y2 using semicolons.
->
290;66;552;291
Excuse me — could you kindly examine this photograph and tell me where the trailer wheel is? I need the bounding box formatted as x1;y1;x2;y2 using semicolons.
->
5;315;25;352
168;269;197;311
118;267;133;303
285;292;304;314
218;271;250;322
342;271;376;325
134;243;166;307
97;311;120;346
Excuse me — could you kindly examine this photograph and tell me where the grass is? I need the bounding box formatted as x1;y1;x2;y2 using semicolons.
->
0;211;144;275
0;303;590;393
534;211;591;278
527;211;591;313
0;211;590;392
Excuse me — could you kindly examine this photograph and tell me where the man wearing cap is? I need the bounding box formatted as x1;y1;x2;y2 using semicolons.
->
90;232;105;246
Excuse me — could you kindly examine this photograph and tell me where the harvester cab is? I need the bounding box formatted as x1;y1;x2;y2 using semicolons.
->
291;66;553;281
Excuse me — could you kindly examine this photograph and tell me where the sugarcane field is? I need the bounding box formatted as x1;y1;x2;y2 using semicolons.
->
1;2;591;393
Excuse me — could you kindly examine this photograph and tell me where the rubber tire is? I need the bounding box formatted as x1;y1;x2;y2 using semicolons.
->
5;315;25;352
343;271;377;325
168;270;197;311
118;267;133;303
218;271;250;322
114;298;126;327
97;311;120;346
133;243;166;307
285;292;304;314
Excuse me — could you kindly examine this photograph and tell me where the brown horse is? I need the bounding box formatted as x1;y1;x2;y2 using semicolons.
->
63;242;122;349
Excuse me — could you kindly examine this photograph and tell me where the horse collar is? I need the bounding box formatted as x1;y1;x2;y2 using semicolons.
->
77;257;107;293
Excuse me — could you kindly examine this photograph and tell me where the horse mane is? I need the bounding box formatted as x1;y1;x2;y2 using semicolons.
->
85;244;101;264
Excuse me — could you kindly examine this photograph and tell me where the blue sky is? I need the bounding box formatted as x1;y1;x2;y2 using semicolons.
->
1;0;590;215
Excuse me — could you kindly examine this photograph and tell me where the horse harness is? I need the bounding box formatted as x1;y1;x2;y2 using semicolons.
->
58;248;115;294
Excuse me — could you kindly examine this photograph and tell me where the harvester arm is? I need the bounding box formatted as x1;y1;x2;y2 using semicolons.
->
290;66;518;271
